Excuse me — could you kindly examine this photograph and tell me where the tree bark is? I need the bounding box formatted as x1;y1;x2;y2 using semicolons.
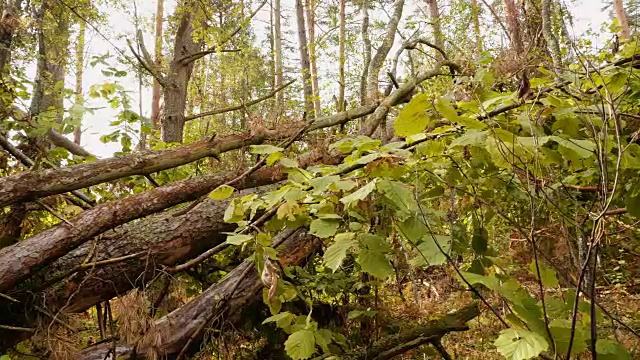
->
359;0;371;106
541;0;562;73
73;21;85;145
79;229;320;359
471;0;483;53
613;0;631;40
338;0;346;111
274;0;284;112
306;0;321;118
151;0;164;130
426;0;444;60
504;0;523;54
295;0;314;117
161;4;199;143
365;0;405;103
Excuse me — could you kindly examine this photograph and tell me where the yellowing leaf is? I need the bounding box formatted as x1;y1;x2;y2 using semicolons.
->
494;328;548;360
226;234;253;245
284;329;316;360
323;233;356;271
340;180;377;206
310;219;340;238
394;93;432;137
208;185;235;200
250;144;284;155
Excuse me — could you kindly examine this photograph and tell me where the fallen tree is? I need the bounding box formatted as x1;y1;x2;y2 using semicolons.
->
80;228;320;359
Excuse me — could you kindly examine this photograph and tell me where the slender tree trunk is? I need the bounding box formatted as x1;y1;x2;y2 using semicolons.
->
426;0;443;60
338;0;346;111
365;0;405;103
73;22;85;145
359;0;371;106
471;0;483;53
541;0;562;73
613;0;631;40
295;0;313;117
504;0;524;54
306;0;321;118
274;0;284;112
151;0;164;130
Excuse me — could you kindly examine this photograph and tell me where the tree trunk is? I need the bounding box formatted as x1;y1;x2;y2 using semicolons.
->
79;229;320;359
73;21;85;145
359;0;371;106
365;0;405;104
504;0;524;54
295;0;314;117
338;0;346;111
151;0;164;130
274;0;284;112
541;0;562;73
471;0;483;53
0;0;21;81
613;0;631;40
306;0;321;118
426;0;444;60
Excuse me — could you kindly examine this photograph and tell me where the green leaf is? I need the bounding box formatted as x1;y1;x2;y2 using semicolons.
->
250;144;284;155
310;219;340;238
280;157;299;168
472;225;488;255
434;97;460;122
397;216;428;243
625;191;640;218
285;329;316;360
459;272;500;291
323;233;356;271
549;319;589;356
226;234;253;245
314;329;333;353
449;130;487;148
528;261;559;288
394;93;432;136
340;180;377;206
208;185;235;200
410;234;450;266
358;249;393;279
263;312;296;327
494;328;548;360
596;339;632;360
552;136;595;159
377;179;417;216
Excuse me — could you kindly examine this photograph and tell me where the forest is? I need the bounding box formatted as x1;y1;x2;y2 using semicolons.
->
0;0;639;359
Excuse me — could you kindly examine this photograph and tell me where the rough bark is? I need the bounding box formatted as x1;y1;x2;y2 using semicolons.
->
0;203;24;249
274;0;284;111
0;0;21;79
359;0;371;106
426;0;444;60
504;0;523;54
0;151;323;294
161;4;199;143
471;0;483;53
295;0;314;116
613;0;631;40
73;21;85;145
541;0;562;73
338;0;346;111
151;0;164;130
364;0;405;103
0;95;387;208
80;229;320;359
347;303;479;360
306;0;321;118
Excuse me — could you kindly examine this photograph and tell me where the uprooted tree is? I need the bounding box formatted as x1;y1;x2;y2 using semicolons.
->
0;0;639;359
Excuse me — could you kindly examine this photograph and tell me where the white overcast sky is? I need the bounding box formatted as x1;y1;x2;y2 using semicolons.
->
71;0;611;157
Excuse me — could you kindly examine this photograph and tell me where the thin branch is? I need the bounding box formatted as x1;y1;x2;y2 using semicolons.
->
0;324;35;332
185;79;296;121
128;40;167;86
178;0;268;65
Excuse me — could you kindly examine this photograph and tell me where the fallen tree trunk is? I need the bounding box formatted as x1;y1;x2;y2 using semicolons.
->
80;228;319;359
349;303;480;360
0;147;332;294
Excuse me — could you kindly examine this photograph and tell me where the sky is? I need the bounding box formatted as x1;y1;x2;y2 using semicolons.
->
66;0;612;157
